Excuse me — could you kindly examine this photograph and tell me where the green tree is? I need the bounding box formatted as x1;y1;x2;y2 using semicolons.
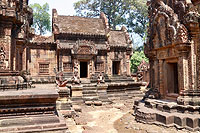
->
130;50;148;73
127;0;148;38
74;0;131;30
74;0;148;38
30;3;51;35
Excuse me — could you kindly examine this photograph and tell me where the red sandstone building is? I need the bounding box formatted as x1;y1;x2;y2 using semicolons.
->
29;9;133;83
0;1;142;132
134;0;200;131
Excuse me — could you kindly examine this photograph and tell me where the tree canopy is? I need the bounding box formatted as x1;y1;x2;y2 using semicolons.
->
30;3;51;35
74;0;148;38
130;49;148;73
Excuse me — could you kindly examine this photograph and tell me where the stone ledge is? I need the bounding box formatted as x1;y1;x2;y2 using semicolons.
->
134;101;200;131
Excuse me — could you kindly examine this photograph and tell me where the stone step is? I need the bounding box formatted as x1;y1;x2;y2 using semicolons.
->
126;87;141;90
83;94;98;97
83;96;99;101
107;90;126;93
107;93;128;98
135;102;200;131
82;90;97;94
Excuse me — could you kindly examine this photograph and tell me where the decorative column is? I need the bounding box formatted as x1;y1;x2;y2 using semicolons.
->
22;47;26;70
176;44;191;105
177;8;200;105
89;59;93;78
158;59;164;97
126;52;131;76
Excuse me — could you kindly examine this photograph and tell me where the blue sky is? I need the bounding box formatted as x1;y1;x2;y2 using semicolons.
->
29;0;79;16
29;0;143;46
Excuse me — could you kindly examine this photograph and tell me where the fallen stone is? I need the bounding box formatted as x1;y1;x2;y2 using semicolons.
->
85;101;93;106
94;101;102;106
73;105;82;112
113;103;124;109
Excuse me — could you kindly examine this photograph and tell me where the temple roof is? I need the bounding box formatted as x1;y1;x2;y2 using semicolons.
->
56;15;106;36
32;35;54;43
108;30;127;46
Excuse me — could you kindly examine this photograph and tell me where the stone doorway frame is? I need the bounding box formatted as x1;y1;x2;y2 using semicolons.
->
112;61;121;75
80;61;88;78
163;58;179;100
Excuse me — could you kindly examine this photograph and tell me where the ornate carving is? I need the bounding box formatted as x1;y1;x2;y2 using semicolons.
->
177;25;188;43
148;0;189;47
0;46;7;70
138;60;150;72
72;40;97;55
71;60;80;84
97;72;105;84
142;88;161;101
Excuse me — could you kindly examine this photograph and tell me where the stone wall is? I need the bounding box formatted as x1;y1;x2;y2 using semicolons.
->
145;0;200;103
28;46;57;83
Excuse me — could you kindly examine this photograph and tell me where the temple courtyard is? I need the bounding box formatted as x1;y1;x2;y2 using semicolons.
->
64;98;192;133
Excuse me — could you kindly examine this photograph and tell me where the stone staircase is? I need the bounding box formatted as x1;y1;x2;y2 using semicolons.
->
134;99;200;131
83;84;98;102
82;84;109;105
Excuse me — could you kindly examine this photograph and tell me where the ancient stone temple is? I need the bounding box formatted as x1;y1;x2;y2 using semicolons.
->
29;9;133;82
0;0;144;132
27;9;144;105
134;0;200;131
0;0;68;132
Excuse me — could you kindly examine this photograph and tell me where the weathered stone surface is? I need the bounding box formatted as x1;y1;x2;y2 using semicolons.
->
73;105;82;112
134;0;200;131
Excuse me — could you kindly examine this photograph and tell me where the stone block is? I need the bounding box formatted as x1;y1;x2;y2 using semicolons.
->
186;118;198;128
174;116;186;127
94;101;102;106
156;114;173;125
73;105;82;112
72;91;82;97
85;101;93;106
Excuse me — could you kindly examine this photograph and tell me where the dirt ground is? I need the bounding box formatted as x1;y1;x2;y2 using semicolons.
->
65;99;197;133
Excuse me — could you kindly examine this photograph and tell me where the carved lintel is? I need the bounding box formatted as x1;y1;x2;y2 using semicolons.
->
71;40;97;56
175;43;191;54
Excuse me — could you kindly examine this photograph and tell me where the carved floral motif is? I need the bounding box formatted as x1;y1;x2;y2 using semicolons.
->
72;40;97;55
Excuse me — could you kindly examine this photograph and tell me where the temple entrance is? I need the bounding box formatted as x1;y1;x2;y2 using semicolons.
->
112;61;120;75
80;61;88;78
167;63;179;94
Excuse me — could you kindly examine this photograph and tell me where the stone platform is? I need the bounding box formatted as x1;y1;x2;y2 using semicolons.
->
134;99;200;131
0;84;68;132
69;81;144;106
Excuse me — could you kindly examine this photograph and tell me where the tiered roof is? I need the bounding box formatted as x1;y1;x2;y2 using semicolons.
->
57;16;106;36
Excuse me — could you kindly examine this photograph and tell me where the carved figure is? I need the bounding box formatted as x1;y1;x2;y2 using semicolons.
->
97;72;105;84
72;61;80;84
0;47;6;69
142;88;161;101
55;71;69;87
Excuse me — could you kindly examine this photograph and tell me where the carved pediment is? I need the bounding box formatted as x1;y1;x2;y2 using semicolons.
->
148;0;189;48
71;40;97;55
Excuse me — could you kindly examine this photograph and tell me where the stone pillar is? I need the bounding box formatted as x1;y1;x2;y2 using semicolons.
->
107;52;112;76
154;59;159;89
177;50;189;93
159;59;164;97
149;58;155;88
126;54;131;76
176;44;195;105
22;47;26;70
89;59;93;78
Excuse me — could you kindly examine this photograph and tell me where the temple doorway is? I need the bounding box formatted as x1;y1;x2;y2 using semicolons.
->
80;61;88;78
167;63;179;94
112;61;120;75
